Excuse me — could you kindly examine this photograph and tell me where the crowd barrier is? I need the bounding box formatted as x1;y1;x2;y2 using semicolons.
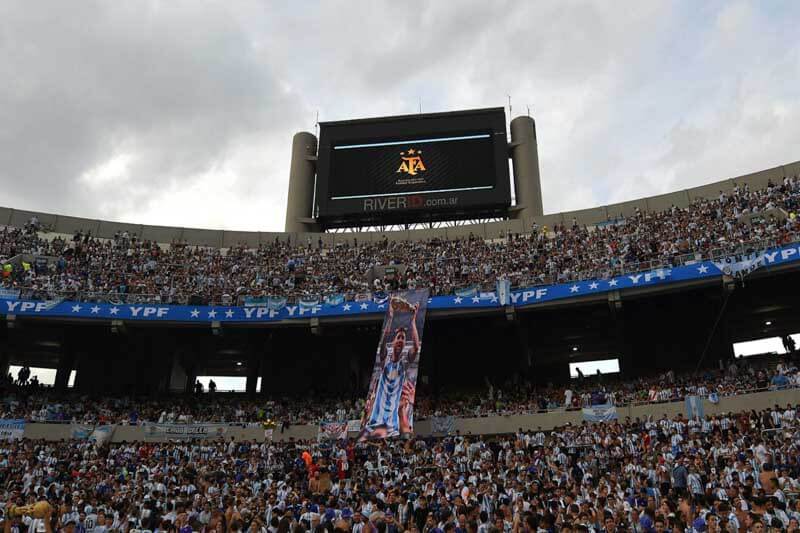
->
19;387;800;443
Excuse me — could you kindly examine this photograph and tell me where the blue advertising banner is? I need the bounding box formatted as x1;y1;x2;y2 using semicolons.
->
1;242;799;324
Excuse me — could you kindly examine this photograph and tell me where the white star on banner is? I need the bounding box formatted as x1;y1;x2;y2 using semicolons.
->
453;297;463;304
71;304;82;312
90;305;100;314
589;282;599;290
378;304;385;309
225;309;234;318
190;309;200;318
342;304;351;311
608;279;618;287
208;309;217;318
490;296;498;303
471;296;480;303
360;303;369;310
109;306;119;315
569;285;580;293
698;265;709;273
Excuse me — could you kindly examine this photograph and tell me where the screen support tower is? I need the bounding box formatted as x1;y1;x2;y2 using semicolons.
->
284;131;320;233
508;115;544;222
284;114;543;232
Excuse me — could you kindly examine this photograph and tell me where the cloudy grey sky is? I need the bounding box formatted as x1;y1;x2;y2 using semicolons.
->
1;1;798;231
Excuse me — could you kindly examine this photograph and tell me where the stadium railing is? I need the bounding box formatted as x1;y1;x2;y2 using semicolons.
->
16;382;800;426
16;385;800;442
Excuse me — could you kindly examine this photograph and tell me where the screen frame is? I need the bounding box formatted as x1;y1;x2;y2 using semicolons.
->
315;108;510;227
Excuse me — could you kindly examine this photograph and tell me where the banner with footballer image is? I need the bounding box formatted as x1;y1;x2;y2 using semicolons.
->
359;289;429;440
318;421;348;442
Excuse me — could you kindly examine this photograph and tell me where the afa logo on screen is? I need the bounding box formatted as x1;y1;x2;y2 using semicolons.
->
396;148;426;176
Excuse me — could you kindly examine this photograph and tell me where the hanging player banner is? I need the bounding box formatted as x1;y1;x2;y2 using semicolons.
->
496;278;511;306
0;419;25;440
685;395;705;420
264;429;274;441
359;289;429;440
318;421;348;441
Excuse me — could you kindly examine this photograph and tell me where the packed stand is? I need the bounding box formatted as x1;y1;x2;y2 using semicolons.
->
3;402;800;533
0;179;798;305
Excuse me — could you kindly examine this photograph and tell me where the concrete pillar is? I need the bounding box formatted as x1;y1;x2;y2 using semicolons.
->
259;336;274;396
0;342;8;379
284;131;319;233
614;311;633;377
184;358;198;395
55;348;76;392
714;302;736;367
427;327;441;398
509;116;544;223
516;317;534;378
72;350;91;393
246;352;261;396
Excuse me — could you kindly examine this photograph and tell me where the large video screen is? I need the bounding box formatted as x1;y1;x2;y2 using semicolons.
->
315;108;510;226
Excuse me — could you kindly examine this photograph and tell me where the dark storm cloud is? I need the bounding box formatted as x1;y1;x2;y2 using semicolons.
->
0;1;798;230
0;1;307;228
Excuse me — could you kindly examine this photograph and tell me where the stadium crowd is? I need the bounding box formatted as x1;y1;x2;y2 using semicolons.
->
2;401;800;533
1;178;799;304
2;180;800;533
2;356;797;427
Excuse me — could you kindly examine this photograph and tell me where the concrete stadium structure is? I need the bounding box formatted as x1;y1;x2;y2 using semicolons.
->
2;157;799;399
1;158;798;247
17;387;800;442
285;111;544;232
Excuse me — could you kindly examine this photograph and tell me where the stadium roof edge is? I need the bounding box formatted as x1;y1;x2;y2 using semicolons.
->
1;159;798;247
317;106;506;127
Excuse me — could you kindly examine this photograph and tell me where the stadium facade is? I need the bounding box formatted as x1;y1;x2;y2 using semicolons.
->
1;157;799;404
